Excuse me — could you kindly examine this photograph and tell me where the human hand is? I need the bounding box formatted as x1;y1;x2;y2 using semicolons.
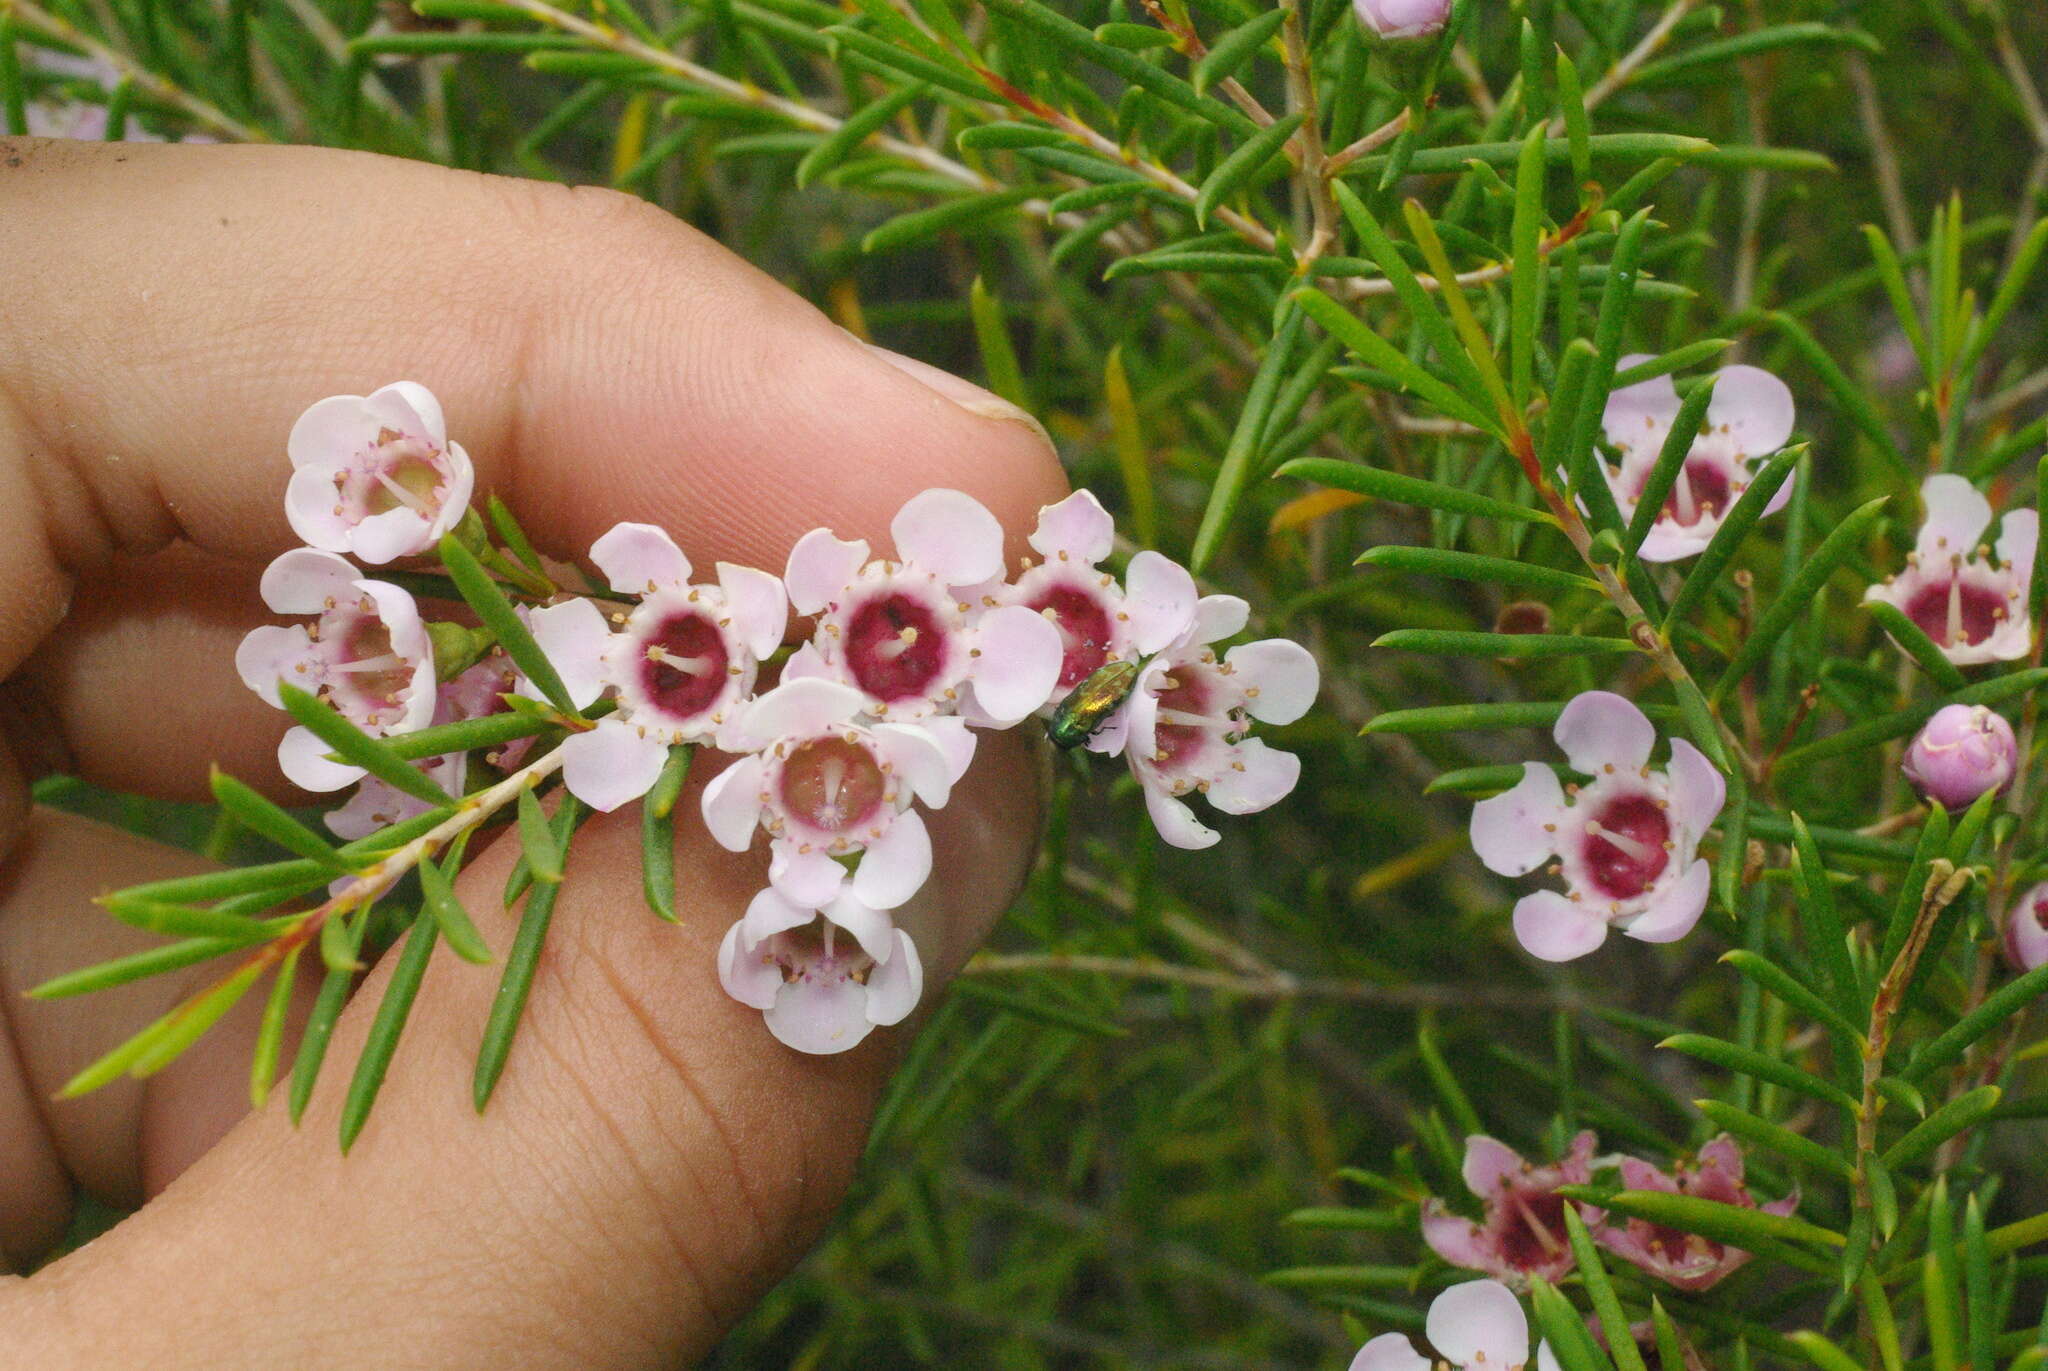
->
0;137;1063;1368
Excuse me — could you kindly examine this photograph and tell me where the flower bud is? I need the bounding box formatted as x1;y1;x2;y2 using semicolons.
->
1352;0;1451;40
1902;703;2016;811
2005;881;2048;973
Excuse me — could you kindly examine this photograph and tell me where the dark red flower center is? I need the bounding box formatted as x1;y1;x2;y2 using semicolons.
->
778;736;886;834
845;593;948;703
635;609;730;720
1150;665;1220;771
1030;584;1115;691
1579;792;1671;899
1496;1187;1571;1271
1656;459;1732;528
1903;576;2005;647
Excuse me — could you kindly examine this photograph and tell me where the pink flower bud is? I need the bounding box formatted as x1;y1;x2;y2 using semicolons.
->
1352;0;1451;40
1903;704;2016;811
2005;882;2048;973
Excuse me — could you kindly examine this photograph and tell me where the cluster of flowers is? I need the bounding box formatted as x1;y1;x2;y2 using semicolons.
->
233;383;1318;1054
1350;1130;1778;1369
1466;361;2039;963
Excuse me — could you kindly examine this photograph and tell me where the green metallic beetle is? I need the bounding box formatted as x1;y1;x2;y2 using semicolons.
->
1046;658;1141;750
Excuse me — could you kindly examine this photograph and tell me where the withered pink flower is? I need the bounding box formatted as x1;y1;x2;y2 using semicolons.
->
1422;1133;1603;1289
1901;703;2016;811
1595;1135;1796;1292
1351;0;1451;41
1865;474;2036;666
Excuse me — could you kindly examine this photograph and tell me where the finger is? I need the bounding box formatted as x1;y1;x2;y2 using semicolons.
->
5;728;1042;1368
0;137;1063;809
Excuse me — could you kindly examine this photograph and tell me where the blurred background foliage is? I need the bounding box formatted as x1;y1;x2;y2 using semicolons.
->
12;0;2048;1364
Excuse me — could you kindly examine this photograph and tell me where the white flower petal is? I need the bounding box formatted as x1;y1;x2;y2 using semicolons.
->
259;547;361;614
1999;509;2039;581
864;930;923;1026
1665;738;1727;834
852;810;931;910
525;598;613;710
1623;859;1711;944
968;604;1064;726
278;725;366;792
591;522;693;594
349;506;434;564
822;890;895;963
744;677;867;742
1124;550;1199;654
287;393;379;472
718;920;782;1011
1206;738;1300;815
1553;690;1656;775
1602;359;1680;459
1425;1280;1529;1370
283;465;353;551
1470;763;1567;876
1028;489;1116;564
700;754;766;851
891;487;1004;586
558;719;667;812
1348;1334;1431;1371
1189;594;1250;645
1705;364;1795;456
742;885;817;943
1918;474;1994;562
783;528;870;615
1143;785;1218;850
918;715;978;785
872;722;954;809
1224;639;1320;724
764;976;875;1055
717;562;789;659
770;843;848;907
1513;889;1611;962
366;380;447;446
235;624;314;707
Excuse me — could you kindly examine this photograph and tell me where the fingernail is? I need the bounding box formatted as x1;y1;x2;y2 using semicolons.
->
861;341;1053;448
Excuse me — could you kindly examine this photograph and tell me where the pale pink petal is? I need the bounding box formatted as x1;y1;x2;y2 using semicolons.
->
1426;1281;1528;1370
1190;594;1250;644
1999;509;2039;579
864;930;923;1026
1761;1188;1801;1218
1124;550;1199;653
1622;859;1710;944
918;715;978;784
1029;489;1116;564
366;380;446;445
1553;690;1656;775
1349;1335;1431;1371
1538;1343;1563;1371
1225;639;1320;724
235;624;314;706
1206;738;1299;814
1697;1134;1744;1178
558;719;667;812
769;843;847;907
1637;520;1716;563
436;444;476;536
259;547;361;614
324;778;434;841
1144;786;1218;850
852;810;931;910
1462;1135;1526;1197
278;725;365;792
1602;361;1680;459
780;640;839;684
742;885;816;943
717;562;789;659
1705;365;1795;456
287;394;378;472
718;920;782;1011
525;598;613;710
1513;890;1611;962
1761;474;1796;518
1665;738;1726;834
1084;708;1130;757
872;722;954;809
591;522;692;594
283;466;353;550
822;890;894;963
1469;763;1567;876
349;506;434;564
1421;1201;1492;1272
700;754;767;851
1918;474;1994;561
745;677;866;742
2007;885;2048;972
968;604;1064;725
783;529;870;615
891;488;1004;586
764;977;873;1055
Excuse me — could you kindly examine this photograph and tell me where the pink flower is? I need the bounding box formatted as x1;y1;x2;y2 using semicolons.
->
717;885;922;1055
2006;881;2048;972
1599;358;1796;562
1422;1133;1603;1290
526;523;787;813
1351;1281;1532;1371
284;382;475;564
1595;1135;1797;1291
700;678;954;910
235;549;436;792
1865;474;2037;666
1902;703;2016;811
1119;596;1318;849
997;491;1197;714
322;660;521;839
783;489;1062;727
1471;691;1723;962
1351;0;1451;40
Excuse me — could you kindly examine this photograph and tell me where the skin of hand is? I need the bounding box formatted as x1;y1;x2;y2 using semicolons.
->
0;136;1065;1368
